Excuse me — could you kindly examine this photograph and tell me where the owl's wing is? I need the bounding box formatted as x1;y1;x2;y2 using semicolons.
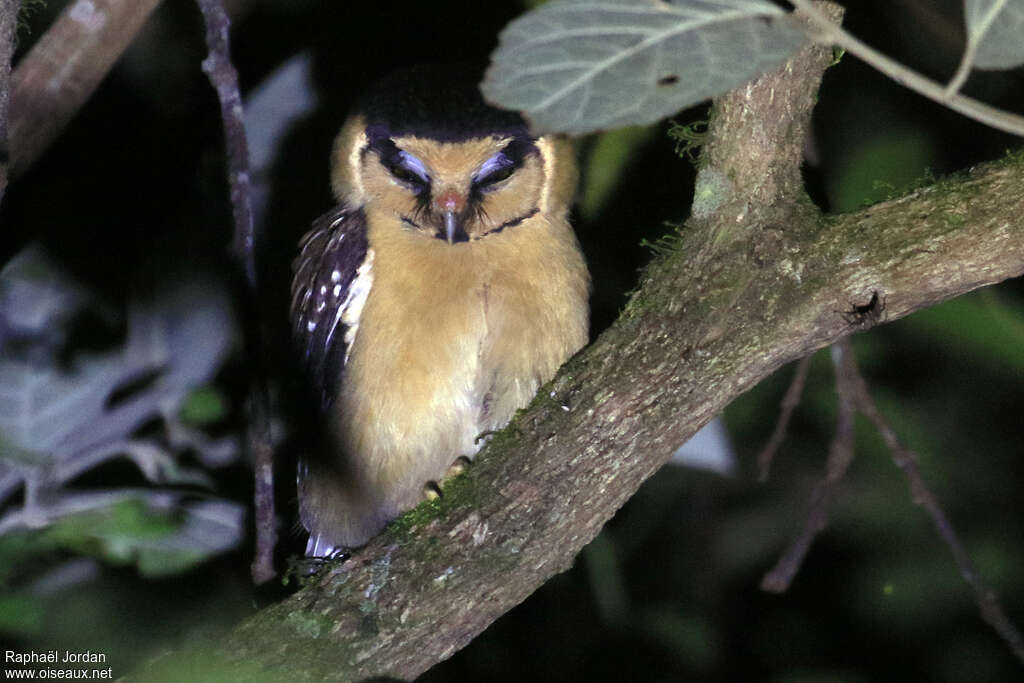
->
290;204;372;407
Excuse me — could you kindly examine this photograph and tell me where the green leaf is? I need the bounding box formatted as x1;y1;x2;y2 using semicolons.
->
578;125;658;219
482;0;808;135
0;245;90;338
45;496;244;577
0;593;46;635
965;0;1024;70
179;386;229;426
826;127;936;212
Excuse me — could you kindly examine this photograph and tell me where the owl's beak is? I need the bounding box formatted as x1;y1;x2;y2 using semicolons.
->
444;211;459;244
434;188;468;244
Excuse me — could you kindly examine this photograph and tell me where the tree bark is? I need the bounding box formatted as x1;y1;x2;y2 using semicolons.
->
8;0;161;178
211;3;1024;680
0;0;18;203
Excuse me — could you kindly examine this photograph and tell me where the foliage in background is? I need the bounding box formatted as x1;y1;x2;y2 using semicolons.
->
484;0;1024;137
483;0;808;135
0;245;244;637
963;0;1024;69
0;0;1022;680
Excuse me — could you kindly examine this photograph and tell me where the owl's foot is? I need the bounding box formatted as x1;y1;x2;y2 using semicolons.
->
423;481;443;501
446;455;472;478
422;456;473;501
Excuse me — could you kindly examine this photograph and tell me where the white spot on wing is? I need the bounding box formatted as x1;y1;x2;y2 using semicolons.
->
331;248;374;366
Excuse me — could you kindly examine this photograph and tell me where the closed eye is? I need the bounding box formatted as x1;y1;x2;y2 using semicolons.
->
473;153;515;190
389;150;431;188
369;135;431;191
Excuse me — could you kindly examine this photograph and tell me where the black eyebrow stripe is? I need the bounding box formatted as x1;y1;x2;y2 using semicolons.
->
499;137;537;167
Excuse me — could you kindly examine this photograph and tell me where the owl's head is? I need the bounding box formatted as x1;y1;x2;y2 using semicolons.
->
330;66;576;243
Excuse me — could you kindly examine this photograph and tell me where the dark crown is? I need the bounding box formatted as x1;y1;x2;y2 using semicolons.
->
356;65;530;144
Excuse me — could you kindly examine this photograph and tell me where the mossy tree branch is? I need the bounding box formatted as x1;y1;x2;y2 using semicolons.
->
213;3;1024;680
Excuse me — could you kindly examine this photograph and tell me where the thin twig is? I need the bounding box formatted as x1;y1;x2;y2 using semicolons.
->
761;342;857;593
790;0;1024;138
847;356;1024;664
945;36;980;99
945;0;1004;98
757;353;814;482
195;0;276;585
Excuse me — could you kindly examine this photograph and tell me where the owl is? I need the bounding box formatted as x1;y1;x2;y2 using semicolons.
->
290;66;589;555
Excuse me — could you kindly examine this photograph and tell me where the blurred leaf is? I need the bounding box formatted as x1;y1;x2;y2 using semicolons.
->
638;606;718;671
0;593;46;636
179;387;229;426
0;245;242;578
902;292;1024;374
0;247;238;484
139;276;235;392
965;0;1024;70
0;531;63;586
483;0;808;135
128;647;289;683
129;499;244;577
0;351;155;457
771;671;868;683
583;530;629;626
44;495;243;577
850;553;971;631
579;125;658;219
0;245;89;341
827;127;936;212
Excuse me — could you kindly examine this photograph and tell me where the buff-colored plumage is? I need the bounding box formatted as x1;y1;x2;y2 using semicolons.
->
292;73;588;554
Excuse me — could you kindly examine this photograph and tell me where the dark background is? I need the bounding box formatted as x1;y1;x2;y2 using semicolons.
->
1;0;1023;681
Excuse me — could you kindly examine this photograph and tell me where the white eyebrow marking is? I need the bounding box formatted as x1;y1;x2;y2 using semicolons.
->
397;150;430;182
475;152;513;182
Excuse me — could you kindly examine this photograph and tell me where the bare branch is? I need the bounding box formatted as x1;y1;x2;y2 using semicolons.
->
761;342;856;593
9;0;162;178
756;353;813;482
847;357;1024;664
194;0;276;586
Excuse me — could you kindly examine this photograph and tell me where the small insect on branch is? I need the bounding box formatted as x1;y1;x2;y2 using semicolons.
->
839;290;885;327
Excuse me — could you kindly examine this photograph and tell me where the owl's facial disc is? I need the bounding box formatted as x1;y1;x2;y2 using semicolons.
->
364;132;543;244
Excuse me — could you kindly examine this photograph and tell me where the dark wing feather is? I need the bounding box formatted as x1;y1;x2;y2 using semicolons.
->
290;204;369;407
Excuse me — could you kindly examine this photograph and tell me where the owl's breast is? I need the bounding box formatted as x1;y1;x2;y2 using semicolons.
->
333;213;587;505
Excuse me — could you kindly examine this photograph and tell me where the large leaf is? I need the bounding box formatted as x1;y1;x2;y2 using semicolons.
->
0;352;154;459
41;494;244;577
0;246;242;574
482;0;808;135
0;245;90;347
966;0;1024;70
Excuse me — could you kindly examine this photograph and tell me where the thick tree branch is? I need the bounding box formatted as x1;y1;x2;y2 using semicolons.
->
208;4;1024;679
8;0;161;178
0;0;17;204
